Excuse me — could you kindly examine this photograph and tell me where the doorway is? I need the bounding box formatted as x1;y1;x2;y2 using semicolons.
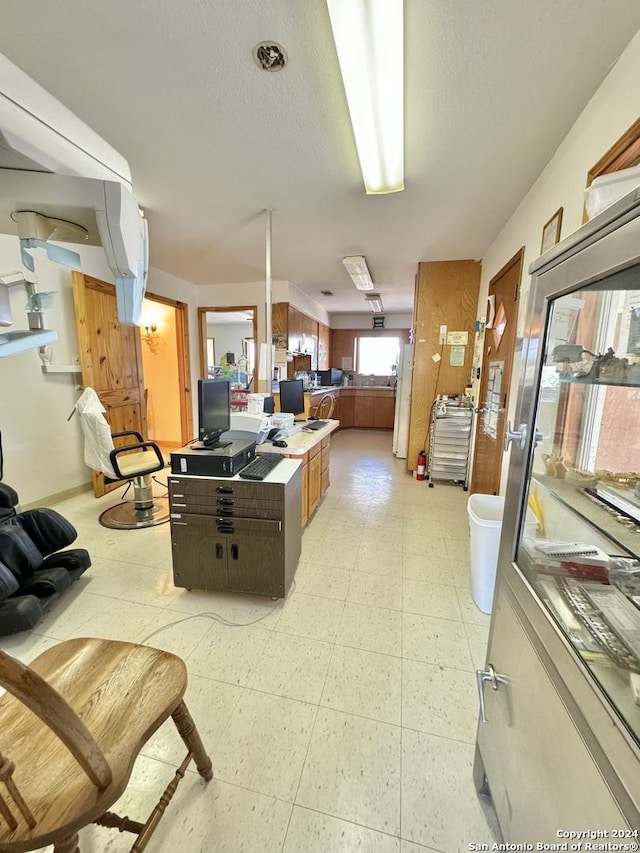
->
470;248;524;495
140;293;192;448
198;306;258;387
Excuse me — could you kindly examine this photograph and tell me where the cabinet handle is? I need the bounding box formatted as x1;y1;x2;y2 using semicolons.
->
216;486;233;494
476;665;509;723
172;521;188;526
172;502;187;508
231;543;239;560
215;543;224;559
172;493;185;498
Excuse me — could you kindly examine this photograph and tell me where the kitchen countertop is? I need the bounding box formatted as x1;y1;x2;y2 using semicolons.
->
258;419;339;457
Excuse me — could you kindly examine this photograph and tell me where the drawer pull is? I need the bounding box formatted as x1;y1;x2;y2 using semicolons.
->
217;498;234;505
172;521;188;526
172;493;185;498
216;486;233;494
172;502;187;508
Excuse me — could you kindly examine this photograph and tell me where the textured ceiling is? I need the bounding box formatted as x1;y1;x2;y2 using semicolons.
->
1;1;639;314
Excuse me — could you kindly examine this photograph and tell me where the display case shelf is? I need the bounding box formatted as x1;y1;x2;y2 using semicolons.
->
532;474;640;559
558;376;640;389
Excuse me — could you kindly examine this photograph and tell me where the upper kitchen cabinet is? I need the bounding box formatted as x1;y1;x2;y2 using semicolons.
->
272;302;325;374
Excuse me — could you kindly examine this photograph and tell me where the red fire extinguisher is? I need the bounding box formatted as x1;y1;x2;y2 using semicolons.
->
416;449;426;481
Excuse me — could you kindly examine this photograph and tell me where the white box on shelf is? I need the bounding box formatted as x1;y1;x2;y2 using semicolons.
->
584;166;640;219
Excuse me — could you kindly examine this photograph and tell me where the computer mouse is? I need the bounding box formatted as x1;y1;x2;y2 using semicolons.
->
273;439;288;448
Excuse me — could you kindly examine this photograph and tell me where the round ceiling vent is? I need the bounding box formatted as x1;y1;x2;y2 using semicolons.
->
253;42;287;71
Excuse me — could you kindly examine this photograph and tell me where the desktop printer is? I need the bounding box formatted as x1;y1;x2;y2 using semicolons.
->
221;412;271;445
270;412;302;438
170;440;256;477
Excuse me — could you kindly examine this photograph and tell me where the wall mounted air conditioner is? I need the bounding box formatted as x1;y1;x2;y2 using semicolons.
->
0;52;147;326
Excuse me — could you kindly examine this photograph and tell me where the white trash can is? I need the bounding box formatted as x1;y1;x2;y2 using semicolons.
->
467;494;506;615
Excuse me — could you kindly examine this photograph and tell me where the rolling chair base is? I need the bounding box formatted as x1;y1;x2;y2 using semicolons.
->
99;497;170;529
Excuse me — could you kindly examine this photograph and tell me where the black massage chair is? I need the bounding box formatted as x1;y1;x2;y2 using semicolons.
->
0;438;91;636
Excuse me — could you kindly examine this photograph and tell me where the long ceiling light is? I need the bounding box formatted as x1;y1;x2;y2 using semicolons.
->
365;293;384;313
326;0;404;194
342;255;375;291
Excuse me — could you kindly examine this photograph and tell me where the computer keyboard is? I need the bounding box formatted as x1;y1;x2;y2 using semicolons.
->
238;453;284;481
303;420;328;430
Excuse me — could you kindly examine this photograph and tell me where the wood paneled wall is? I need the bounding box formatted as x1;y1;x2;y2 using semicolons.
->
406;261;481;471
330;329;410;371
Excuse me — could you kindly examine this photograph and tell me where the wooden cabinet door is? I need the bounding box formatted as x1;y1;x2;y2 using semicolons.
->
336;394;354;428
170;516;228;590
227;534;284;597
308;451;322;516
301;459;309;526
318;323;330;370
354;396;375;428
373;396;396;429
288;306;303;352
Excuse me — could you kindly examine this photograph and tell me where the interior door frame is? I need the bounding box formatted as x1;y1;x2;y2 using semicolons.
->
198;306;258;382
144;291;193;444
470;247;524;495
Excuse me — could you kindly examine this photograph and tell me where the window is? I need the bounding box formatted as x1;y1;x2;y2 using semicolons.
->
357;336;401;375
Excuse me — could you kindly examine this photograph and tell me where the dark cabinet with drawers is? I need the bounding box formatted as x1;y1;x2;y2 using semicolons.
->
168;464;302;598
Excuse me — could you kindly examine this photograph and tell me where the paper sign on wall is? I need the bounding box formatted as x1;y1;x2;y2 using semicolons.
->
446;330;469;346
341;357;353;370
450;346;465;366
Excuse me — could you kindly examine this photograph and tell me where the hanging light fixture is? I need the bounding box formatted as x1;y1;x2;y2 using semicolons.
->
326;0;404;194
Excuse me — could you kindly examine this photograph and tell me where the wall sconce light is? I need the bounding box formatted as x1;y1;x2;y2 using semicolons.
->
142;322;160;353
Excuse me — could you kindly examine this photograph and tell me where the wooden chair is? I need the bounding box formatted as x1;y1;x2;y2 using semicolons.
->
0;637;212;852
312;394;335;420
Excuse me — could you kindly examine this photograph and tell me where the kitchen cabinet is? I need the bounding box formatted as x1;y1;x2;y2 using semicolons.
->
272;302;326;375
168;462;302;598
373;394;395;429
475;191;640;835
318;322;330;370
353;395;375;428
335;392;354;429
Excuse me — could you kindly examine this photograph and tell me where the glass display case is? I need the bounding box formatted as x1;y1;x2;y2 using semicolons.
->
475;190;640;840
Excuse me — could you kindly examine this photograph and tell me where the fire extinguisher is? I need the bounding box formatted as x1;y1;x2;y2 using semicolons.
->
416;449;426;481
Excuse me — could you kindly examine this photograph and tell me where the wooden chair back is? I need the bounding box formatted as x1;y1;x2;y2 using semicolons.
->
0;638;212;852
314;394;335;420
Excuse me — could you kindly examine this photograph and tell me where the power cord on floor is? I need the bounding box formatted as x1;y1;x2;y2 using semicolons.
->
140;579;296;644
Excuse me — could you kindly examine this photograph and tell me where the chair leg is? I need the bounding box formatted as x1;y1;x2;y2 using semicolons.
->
171;701;213;781
53;833;80;853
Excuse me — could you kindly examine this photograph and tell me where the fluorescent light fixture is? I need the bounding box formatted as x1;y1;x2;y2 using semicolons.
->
326;0;404;194
365;293;384;313
342;255;375;291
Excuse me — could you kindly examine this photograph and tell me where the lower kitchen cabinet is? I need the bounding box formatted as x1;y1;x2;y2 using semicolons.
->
168;460;302;598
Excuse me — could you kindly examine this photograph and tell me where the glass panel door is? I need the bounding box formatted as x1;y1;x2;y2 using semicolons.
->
516;267;640;743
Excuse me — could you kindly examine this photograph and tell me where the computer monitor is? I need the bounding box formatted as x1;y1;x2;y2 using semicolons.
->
279;379;305;420
196;379;231;449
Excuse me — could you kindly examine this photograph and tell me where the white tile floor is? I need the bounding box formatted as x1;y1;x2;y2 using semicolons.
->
2;429;498;852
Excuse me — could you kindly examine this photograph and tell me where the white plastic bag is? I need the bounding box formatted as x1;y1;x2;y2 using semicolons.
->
74;387;116;477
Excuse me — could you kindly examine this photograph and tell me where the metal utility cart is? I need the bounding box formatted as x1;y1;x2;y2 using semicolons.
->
427;397;473;489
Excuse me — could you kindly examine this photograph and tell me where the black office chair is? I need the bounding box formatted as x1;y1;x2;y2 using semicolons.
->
75;388;169;529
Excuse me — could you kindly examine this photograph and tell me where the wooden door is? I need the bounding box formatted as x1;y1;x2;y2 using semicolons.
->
470;249;523;495
73;272;147;497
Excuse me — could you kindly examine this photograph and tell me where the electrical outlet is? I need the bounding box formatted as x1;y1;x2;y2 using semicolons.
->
439;324;447;345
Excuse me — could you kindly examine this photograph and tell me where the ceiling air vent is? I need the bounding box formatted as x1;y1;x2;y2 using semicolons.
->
254;42;288;71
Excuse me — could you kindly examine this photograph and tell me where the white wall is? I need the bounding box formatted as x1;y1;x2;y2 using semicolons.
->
477;28;640;493
330;312;412;330
0;235;199;504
